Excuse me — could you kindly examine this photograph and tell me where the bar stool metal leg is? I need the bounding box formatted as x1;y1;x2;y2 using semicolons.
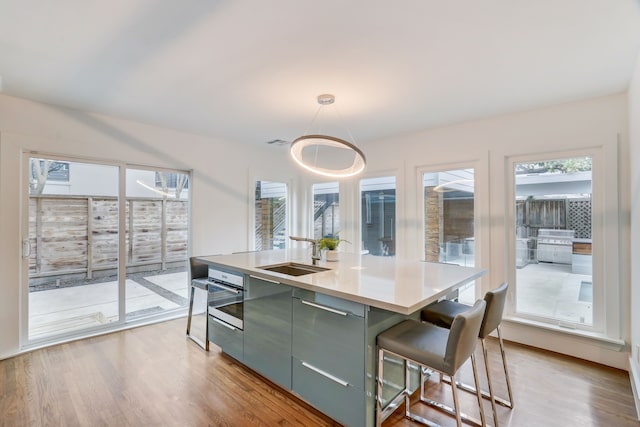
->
497;325;514;407
404;357;411;421
377;302;487;427
186;281;209;351
422;282;513;421
186;284;195;335
376;347;384;427
481;338;499;426
417;353;486;427
446;329;513;410
376;348;411;426
470;353;487;427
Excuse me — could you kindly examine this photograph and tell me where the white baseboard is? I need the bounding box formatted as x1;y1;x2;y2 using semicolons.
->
630;356;640;421
501;318;627;369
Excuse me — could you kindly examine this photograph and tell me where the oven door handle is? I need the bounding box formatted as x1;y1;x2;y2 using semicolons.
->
209;281;241;294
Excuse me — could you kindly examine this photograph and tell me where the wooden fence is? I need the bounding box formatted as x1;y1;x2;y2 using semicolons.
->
516;197;591;239
28;195;188;280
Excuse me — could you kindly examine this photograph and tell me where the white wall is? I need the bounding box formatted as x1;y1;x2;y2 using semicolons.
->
361;93;630;369
0;94;293;359
628;52;640;417
0;91;634;372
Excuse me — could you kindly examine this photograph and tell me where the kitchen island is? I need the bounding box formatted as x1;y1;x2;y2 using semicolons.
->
191;249;485;427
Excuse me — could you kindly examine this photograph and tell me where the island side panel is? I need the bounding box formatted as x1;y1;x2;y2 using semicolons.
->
365;307;422;427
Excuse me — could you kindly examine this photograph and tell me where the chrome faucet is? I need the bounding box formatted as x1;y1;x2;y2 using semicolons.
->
289;236;321;265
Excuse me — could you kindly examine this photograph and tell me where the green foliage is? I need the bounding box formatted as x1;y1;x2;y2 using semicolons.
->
515;157;592;175
318;237;349;251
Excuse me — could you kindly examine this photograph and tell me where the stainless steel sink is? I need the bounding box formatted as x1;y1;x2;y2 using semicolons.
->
258;262;330;276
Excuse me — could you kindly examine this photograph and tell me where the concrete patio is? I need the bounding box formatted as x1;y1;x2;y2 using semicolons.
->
27;259;593;342
29;270;195;340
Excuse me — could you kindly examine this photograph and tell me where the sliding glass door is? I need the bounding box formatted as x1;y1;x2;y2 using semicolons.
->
24;155;190;344
27;156;121;340
125;168;190;320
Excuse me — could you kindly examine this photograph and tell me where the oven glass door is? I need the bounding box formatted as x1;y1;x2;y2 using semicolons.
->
208;281;243;330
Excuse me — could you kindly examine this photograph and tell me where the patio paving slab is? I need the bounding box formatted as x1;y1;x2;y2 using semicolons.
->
29;272;188;340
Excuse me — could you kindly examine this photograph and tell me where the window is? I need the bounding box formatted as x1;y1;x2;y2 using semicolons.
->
512;156;594;327
30;160;69;192
312;182;340;240
423;168;476;304
155;172;189;190
255;180;288;250
360;176;396;256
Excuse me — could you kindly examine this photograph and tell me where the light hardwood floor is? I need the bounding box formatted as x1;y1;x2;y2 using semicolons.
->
1;318;638;426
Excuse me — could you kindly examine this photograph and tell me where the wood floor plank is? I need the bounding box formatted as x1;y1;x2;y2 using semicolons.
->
0;318;638;426
384;338;639;427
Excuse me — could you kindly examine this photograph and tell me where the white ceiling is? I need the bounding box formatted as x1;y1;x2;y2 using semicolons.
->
1;1;640;146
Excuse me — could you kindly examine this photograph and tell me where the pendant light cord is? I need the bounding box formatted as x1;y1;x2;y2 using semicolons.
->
303;102;357;144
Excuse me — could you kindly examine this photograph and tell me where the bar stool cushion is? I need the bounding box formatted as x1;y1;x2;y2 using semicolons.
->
378;300;486;376
420;299;466;329
422;282;508;339
377;320;450;372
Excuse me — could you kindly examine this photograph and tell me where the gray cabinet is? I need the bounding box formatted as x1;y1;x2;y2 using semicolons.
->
292;288;366;427
243;275;292;389
292;357;364;426
208;315;243;361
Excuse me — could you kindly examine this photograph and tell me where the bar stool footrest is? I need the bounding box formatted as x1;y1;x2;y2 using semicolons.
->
418;396;484;427
442;377;513;409
378;389;409;423
405;411;443;427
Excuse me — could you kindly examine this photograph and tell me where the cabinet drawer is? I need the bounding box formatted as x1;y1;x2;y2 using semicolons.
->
292;357;364;427
292;297;365;388
292;288;365;317
244;277;292;389
208;315;243;361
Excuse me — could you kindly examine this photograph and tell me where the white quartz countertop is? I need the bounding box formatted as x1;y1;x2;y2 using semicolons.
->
194;249;486;315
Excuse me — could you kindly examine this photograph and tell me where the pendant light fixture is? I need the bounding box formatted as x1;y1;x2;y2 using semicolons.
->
290;94;366;178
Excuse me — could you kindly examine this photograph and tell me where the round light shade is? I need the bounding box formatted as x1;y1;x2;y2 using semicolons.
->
290;134;366;178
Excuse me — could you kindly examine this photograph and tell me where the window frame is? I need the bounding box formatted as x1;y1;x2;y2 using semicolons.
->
251;179;291;251
418;165;477;261
358;173;398;257
311;181;341;241
505;146;619;337
417;161;482;302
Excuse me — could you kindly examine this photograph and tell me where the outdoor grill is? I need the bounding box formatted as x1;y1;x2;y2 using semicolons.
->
536;229;575;264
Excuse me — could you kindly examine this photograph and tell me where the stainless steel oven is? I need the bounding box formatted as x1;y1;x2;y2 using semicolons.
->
207;267;244;330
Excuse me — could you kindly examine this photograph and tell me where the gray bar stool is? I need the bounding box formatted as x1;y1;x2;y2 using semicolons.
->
376;299;487;427
186;259;210;351
422;282;513;427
